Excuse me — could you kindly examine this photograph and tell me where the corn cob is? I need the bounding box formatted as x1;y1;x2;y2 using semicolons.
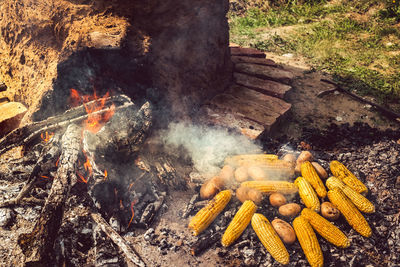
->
294;177;320;212
327;188;372;237
293;216;323;267
225;154;279;167
188;190;232;236
326;176;375;213
251;213;289;265
301;208;350;248
300;161;327;198
241;181;298;195
221;200;257;247
330;160;368;195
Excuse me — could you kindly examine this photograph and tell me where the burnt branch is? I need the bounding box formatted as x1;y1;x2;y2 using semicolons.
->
91;212;146;267
17;124;81;264
0;95;133;155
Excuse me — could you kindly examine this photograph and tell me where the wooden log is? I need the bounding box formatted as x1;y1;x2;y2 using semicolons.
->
17;124;81;264
91;212;146;267
190;232;221;256
0;94;133;156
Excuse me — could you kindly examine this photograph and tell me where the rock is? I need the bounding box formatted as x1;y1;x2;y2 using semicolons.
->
336;116;343;122
396;176;400;188
233;72;292;99
234;62;295;84
282;53;294;58
0;102;27;136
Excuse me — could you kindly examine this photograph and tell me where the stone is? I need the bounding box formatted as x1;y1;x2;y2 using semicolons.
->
0;102;27;136
233;72;292;99
231;56;277;67
234;62;295;84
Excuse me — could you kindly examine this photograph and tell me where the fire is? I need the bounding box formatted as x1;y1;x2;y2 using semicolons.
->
69;88;115;133
104;169;108;180
40;175;51;179
127;199;137;228
83;152;93;176
76;171;88;183
40;131;54;142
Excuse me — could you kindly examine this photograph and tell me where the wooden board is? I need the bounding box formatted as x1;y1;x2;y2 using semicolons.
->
235;63;294;85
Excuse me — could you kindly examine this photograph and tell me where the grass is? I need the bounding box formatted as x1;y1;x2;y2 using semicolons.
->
229;0;400;104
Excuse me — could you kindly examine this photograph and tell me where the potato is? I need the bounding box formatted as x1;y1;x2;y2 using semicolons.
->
271;219;296;245
295;151;313;173
234;166;249;182
282;153;296;166
200;176;224;199
278;203;301;217
219;165;235;184
269;193;287;207
321;202;340;221
236;186;263;205
311;162;328;179
247;166;267;181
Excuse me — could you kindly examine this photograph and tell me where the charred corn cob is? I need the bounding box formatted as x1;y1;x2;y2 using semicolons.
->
327;188;372;237
221;200;257;247
241;181;298;195
293;216;323;267
326;176;375;213
225;154;279;167
251;213;289;265
294;177;320;212
188;190;232;236
301;161;327;198
330;160;368;195
301;208;350;248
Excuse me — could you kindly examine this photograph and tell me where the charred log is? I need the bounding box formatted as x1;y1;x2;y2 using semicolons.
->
17;124;81;264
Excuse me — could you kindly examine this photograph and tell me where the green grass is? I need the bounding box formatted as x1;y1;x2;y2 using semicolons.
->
229;0;400;104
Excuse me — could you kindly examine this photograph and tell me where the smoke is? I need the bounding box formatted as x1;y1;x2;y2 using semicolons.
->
161;122;262;178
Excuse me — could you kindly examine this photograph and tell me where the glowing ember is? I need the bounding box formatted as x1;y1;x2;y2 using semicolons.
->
69;88;115;133
40;175;51;179
127;199;137;228
83;152;93;176
76;171;88;183
40;131;54;142
55;157;60;167
104;169;108;180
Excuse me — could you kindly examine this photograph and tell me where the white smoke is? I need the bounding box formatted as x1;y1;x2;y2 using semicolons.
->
162;122;262;178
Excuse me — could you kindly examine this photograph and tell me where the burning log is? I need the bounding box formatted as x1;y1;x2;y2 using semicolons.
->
18;123;81;264
0;94;132;156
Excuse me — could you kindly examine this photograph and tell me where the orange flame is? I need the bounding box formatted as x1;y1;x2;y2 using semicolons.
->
41;175;51;179
69;88;115;133
41;132;54;143
77;171;88;183
55;157;60;167
127;199;137;228
104;170;108;180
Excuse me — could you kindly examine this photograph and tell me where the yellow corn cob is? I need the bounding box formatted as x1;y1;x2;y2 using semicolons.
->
301;208;350;248
293;216;323;267
188;190;232;236
327;188;372;237
241;181;298;195
294;177;320;212
300;161;327;198
225;154;279;167
326;176;375;213
330;160;368;195
221;200;257;247
251;213;289;265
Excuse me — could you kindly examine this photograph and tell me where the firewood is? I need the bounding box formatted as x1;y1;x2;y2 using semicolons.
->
17;124;81;264
190;232;221;256
0;94;133;156
91;212;146;267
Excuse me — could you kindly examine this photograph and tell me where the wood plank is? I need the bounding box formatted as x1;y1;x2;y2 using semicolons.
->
234;72;291;99
0;102;27;136
235;63;294;85
231;56;277;67
197;105;265;140
230;47;266;58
